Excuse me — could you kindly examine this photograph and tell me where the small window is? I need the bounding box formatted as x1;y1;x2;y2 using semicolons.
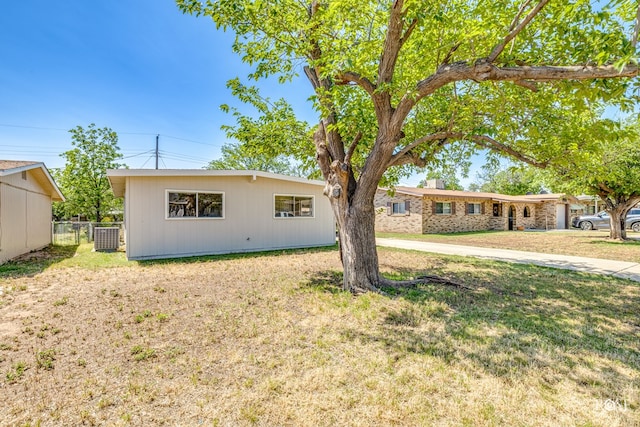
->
167;191;223;219
467;203;482;215
435;202;452;215
492;203;503;217
524;206;531;218
387;200;410;216
275;195;314;218
392;202;405;215
21;171;27;180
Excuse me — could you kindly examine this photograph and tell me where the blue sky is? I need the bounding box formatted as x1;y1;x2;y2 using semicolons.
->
2;1;489;187
0;1;317;171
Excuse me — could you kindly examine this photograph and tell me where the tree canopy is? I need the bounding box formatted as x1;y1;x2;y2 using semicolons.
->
210;79;316;177
178;0;640;292
550;118;640;239
54;124;124;222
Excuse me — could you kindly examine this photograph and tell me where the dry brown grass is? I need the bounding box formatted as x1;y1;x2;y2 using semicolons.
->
378;230;640;263
0;245;638;426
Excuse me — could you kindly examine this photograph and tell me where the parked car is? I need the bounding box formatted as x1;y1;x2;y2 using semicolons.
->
571;208;640;231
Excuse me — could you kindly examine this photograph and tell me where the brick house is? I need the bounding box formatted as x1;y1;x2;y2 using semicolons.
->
375;186;575;234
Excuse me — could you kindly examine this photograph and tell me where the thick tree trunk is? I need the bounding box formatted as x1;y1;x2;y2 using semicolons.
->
333;199;382;293
608;210;626;240
600;195;638;241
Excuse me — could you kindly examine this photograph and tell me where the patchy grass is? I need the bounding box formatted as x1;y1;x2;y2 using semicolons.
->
0;245;638;426
377;230;640;263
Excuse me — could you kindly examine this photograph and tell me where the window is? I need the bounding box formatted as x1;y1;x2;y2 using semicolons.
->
167;191;223;219
435;202;452;215
392;202;406;215
275;195;314;218
467;202;482;215
387;200;410;216
492;203;503;217
524;206;531;218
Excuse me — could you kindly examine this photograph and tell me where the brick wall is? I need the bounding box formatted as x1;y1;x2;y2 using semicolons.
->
375;189;562;234
423;197;494;233
534;201;559;230
374;191;423;234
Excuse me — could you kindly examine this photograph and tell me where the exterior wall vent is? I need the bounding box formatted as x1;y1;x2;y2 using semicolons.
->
94;227;120;252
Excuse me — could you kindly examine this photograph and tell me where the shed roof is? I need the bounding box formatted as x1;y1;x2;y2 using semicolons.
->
0;160;65;201
107;169;326;198
389;186;574;204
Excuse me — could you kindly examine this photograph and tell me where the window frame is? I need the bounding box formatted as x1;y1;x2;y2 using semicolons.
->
273;194;315;219
523;206;532;218
387;200;411;216
467;202;482;215
165;190;225;220
392;202;406;215
435;201;453;215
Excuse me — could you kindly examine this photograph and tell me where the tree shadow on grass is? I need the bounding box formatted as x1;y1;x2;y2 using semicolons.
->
310;257;640;400
0;244;79;279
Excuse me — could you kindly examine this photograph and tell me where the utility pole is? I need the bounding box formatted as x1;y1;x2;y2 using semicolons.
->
155;134;159;169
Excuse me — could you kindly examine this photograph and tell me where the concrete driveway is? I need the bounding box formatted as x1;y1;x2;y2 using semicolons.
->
376;238;640;283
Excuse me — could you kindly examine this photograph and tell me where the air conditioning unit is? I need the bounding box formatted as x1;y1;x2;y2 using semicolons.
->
94;227;120;252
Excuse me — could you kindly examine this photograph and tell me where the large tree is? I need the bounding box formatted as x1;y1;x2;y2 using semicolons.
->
178;0;639;293
55;124;124;222
552;119;640;240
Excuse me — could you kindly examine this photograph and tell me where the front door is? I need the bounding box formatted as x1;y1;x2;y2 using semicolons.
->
508;205;515;230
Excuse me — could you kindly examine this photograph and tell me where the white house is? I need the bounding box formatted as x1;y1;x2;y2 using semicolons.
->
107;169;336;260
0;161;64;264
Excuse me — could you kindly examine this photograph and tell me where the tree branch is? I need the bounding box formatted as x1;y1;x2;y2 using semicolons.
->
633;3;640;48
441;42;462;66
378;0;406;85
487;0;549;63
335;71;377;96
394;61;639;124
388;131;549;168
344;131;362;166
399;18;418;47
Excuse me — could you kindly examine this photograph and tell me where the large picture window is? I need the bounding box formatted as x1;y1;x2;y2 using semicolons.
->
274;195;314;218
167;191;224;219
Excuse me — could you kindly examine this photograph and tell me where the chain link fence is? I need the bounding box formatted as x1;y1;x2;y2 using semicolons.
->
52;222;124;245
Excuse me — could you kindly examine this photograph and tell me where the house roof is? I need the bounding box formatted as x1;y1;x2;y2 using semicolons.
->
0;160;65;201
107;169;326;198
389;186;575;204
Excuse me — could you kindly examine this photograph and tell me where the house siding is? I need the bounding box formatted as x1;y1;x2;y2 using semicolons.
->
122;174;335;260
0;169;54;264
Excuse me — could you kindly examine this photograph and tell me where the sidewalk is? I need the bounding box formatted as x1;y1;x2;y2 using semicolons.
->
376;238;640;283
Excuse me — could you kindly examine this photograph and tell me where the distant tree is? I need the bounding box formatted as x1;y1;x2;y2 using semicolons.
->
54;124;124;222
551;119;640;240
473;164;547;195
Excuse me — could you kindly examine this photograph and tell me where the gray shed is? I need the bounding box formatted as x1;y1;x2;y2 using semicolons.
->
0;161;64;264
